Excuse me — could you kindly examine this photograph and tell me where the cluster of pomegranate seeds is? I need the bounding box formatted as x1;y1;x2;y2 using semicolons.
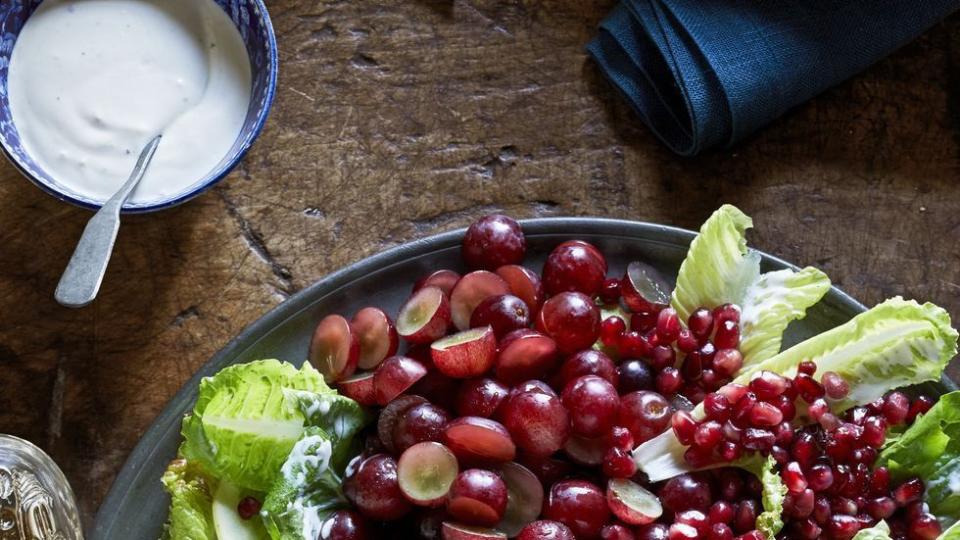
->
304;213;939;540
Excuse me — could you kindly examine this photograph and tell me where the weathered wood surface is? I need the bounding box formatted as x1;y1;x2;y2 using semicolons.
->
0;0;958;526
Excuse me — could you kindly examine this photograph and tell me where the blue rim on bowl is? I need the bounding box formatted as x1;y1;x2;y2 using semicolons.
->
0;0;278;213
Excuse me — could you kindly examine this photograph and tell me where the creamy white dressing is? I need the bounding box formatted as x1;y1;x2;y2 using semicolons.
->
279;435;333;540
7;0;251;205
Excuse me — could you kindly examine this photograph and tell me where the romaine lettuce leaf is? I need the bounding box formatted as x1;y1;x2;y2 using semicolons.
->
878;391;960;524
739;456;787;539
161;459;218;540
286;390;368;471
634;298;958;482
262;427;346;540
670;205;830;367
941;521;960;539
853;520;892;539
180;360;334;492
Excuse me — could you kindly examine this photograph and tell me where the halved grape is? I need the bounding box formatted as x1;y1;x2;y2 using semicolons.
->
442;416;517;464
431;326;497;378
309;314;360;383
621;261;670;313
450;271;511;331
446;469;508;527
337;371;378;406
496;264;545;313
494;329;559;385
496;462;544;537
352;307;399;370
374;356;428;405
397;442;459;507
606;478;662;525
563;434;606;466
397;287;452;344
440;522;508;540
414;269;462;296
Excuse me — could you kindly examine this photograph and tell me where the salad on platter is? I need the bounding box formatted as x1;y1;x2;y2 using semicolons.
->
161;205;960;540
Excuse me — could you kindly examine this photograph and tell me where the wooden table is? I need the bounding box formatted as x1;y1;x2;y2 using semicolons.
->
1;0;958;527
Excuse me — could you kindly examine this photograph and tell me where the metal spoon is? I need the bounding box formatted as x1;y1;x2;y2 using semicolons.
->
54;135;162;308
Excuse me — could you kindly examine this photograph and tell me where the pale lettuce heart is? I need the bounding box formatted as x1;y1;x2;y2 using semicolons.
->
670;204;830;368
852;521;892;539
634;297;958;482
739;456;787;539
160;459;217;540
180;360;334;492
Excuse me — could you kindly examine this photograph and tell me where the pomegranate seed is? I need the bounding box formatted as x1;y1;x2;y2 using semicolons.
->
713;304;741;325
819;412;841;432
708;523;734;540
694;421;724;449
808;398;830;422
684;446;714;468
719;441;742;461
748;402;783;427
912;512;943;540
783;461;808;492
599;278;622;304
676;329;699;353
703;393;731;422
676;509;709;533
736;531;764;540
619;330;649;358
648;344;676;370
827;514;861;538
668;523;699;540
788;488;815;518
717;383;748;405
892;477;924;506
807;463;834;491
656;308;681;343
688;308;714;340
656;367;682;395
749;371;787;400
795;374;825;402
870;467;890;495
851;446;877;465
601;316;627;347
681;352;704;382
733;500;758;533
237;496;262;520
797;361;817;376
883;392;910;425
722;420;742;442
701;369;724;392
908;395;934;422
713;320;740;349
698;341;717;365
861;416;887;448
791;518;822;539
742;428;775;452
772;395;796;422
631;311;657;332
773;422;794;445
821;371;849;399
847;406;870;425
791;432;818;468
905;501;930;522
672;411;698;444
771;445;789;464
609;425;634;450
732;392;758;425
867;397;886;413
603;446;637;478
709;501;735;524
864;496;896;520
813;495;832;524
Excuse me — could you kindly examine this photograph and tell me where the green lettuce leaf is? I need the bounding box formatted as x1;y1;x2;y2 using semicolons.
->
180;360;334;492
286;390;368;471
634;298;958;482
739;456;787;539
941;521;960;539
878;391;960;524
262;427;346;540
161;459;217;540
670;205;830;367
852;521;892;539
739;267;831;364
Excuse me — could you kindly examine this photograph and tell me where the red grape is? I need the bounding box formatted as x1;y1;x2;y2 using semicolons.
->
543;241;607;296
501;390;570;456
536;292;601;353
470;294;531;337
344;454;412;520
544;480;610;540
619;391;672;444
447;469;508;527
561;375;620;438
462;214;526;270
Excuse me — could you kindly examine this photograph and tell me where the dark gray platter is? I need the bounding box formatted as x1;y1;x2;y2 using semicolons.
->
91;217;953;539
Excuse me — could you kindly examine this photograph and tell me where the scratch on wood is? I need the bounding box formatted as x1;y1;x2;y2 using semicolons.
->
217;188;295;295
47;355;66;447
288;86;316;102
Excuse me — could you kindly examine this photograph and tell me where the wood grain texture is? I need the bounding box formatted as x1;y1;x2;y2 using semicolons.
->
0;0;958;526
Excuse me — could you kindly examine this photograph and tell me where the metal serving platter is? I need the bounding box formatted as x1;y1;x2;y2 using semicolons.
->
90;217;954;539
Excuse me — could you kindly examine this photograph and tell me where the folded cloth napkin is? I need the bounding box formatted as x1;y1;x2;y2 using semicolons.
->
587;0;960;156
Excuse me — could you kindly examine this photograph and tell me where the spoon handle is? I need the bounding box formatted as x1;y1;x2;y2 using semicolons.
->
54;136;162;308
